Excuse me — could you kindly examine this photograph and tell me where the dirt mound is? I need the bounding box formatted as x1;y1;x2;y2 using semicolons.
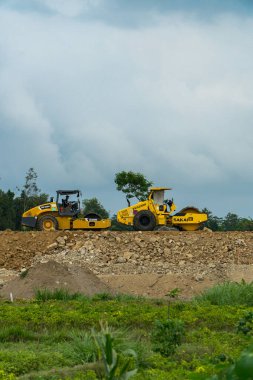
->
1;230;253;298
0;260;112;300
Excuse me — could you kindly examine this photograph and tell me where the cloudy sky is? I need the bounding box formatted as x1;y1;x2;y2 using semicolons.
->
1;0;253;217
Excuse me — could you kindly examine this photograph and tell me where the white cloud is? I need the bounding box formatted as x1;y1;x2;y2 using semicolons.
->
0;8;253;215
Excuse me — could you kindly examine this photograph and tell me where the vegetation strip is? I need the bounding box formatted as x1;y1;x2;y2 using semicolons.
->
0;283;253;379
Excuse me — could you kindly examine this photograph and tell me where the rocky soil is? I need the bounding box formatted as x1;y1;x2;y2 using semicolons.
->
1;229;253;298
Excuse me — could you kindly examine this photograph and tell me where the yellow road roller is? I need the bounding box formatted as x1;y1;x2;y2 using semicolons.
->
22;190;111;231
117;187;207;231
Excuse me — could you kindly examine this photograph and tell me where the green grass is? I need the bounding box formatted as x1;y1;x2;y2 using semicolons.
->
0;326;37;343
195;281;253;306
34;289;86;302
0;284;253;379
35;289;148;303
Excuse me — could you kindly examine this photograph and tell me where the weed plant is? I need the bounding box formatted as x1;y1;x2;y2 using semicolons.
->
92;322;138;380
65;331;98;363
19;269;29;279
195;280;253;306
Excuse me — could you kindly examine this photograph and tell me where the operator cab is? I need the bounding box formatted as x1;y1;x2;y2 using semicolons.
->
56;190;81;217
149;187;175;213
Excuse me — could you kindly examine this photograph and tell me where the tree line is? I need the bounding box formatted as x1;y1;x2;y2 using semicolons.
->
202;208;253;231
0;168;252;231
0;168;48;230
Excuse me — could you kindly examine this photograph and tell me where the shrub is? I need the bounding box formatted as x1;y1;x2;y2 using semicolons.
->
0;371;16;380
151;319;185;357
0;350;68;375
210;344;253;379
195;281;253;306
237;311;253;335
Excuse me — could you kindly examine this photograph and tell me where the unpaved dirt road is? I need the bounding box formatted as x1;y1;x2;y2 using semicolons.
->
1;230;253;298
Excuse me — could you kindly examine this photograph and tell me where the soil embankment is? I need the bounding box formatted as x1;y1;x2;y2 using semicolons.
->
1;230;253;299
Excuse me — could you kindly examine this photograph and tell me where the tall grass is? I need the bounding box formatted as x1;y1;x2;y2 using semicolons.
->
34;289;148;302
0;326;37;342
92;293;146;302
195;280;253;306
34;288;87;301
66;331;98;363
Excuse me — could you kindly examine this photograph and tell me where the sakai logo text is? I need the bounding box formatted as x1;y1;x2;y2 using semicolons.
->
173;217;193;222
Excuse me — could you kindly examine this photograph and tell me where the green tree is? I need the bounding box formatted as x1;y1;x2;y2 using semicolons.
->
83;198;109;219
20;168;47;212
202;208;223;231
222;212;241;231
0;169;56;230
24;167;39;195
14;168;48;229
237;217;253;231
202;209;253;232
0;190;16;230
114;171;153;203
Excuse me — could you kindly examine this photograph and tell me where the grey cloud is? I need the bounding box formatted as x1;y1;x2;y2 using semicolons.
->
2;0;253;27
0;6;253;216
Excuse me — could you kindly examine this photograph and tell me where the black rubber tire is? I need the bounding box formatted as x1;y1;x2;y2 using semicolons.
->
37;215;59;231
84;213;101;221
133;210;156;231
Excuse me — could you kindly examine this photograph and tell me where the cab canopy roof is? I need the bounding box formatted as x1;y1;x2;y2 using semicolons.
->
56;190;81;196
149;187;172;191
